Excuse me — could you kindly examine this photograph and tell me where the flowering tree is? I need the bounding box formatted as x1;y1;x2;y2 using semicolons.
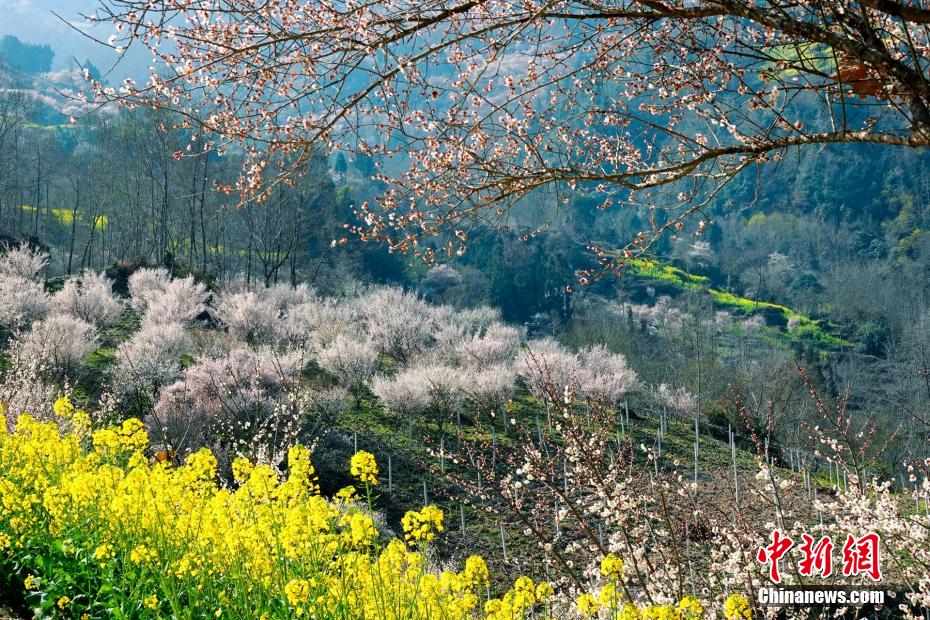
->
0;245;50;329
97;0;930;271
52;272;123;327
127;267;169;313
517;339;581;400
128;268;210;326
214;289;285;344
316;334;379;403
0;276;49;329
16;314;97;373
357;288;434;363
454;323;521;369
113;321;190;401
0;346;61;427
371;364;464;427
0;244;47;280
143;276;211;326
576;345;638;404
152;347;305;462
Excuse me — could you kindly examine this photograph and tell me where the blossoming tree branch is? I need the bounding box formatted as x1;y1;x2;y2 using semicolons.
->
95;0;930;273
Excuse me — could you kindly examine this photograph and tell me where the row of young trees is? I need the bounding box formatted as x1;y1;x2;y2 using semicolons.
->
0;244;680;484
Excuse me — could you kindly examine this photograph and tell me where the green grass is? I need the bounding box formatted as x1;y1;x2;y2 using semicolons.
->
625;258;708;289
624;257;849;349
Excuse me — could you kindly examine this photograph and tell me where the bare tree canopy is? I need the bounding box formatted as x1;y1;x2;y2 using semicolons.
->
95;0;930;270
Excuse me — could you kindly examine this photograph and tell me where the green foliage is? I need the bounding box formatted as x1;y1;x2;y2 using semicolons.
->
625;258;708;289
763;42;836;77
625;257;848;349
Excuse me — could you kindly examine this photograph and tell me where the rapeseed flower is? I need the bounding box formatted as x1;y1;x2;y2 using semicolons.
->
350;450;378;486
724;593;752;619
600;553;624;579
402;504;444;543
577;593;600;616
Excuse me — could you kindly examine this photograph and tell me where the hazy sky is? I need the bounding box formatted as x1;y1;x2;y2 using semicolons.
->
0;0;147;76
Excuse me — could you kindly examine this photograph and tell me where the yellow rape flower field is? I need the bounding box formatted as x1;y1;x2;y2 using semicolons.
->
0;398;750;619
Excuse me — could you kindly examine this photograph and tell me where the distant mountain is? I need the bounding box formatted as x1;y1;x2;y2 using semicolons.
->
0;35;53;74
0;0;148;78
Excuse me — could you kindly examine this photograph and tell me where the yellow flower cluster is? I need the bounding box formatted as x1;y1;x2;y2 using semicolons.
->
574;557;749;619
350;450;378;485
600;553;624;579
53;395;90;436
0;399;751;619
284;578;311;615
401;504;444;543
724;593;752;619
485;576;552;619
0;405;492;618
91;416;148;455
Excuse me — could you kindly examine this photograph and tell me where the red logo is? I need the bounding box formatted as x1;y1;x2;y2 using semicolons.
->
757;530;881;583
798;534;834;578
756;530;794;583
841;533;882;581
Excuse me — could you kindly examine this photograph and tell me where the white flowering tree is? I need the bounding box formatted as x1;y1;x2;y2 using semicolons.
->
16;314;97;374
52;271;123;327
128;267;210;326
0;245;50;329
113;321;190;405
516;339;582;401
576;345;638;404
372;364;466;429
152;347;305;462
316;334;379;404
213;289;284;344
357;288;434;364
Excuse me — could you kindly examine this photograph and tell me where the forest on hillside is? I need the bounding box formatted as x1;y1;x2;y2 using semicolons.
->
0;0;930;616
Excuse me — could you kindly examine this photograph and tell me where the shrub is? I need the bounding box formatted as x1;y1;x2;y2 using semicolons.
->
112;321;190;398
0;243;47;279
51;271;123;326
316;334;378;399
420;264;462;299
15;314;97;372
